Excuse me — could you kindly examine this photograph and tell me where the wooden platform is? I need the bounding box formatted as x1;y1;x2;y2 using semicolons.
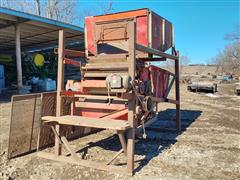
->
42;115;130;130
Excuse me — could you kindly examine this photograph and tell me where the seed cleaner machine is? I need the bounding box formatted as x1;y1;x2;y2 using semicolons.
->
37;8;180;175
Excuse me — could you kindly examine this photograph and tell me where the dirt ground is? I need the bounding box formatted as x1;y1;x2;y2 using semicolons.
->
0;83;240;180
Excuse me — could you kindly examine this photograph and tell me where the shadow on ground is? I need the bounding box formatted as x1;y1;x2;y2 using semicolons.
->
0;91;12;103
75;109;202;173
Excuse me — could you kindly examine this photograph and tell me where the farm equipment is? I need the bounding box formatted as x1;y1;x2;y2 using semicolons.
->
8;9;180;175
187;81;217;93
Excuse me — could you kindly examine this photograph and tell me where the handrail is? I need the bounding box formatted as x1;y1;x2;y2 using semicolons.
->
136;44;178;60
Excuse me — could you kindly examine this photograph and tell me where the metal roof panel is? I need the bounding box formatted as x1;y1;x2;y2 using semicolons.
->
0;7;83;32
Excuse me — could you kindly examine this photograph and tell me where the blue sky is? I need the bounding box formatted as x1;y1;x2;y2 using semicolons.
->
76;0;239;64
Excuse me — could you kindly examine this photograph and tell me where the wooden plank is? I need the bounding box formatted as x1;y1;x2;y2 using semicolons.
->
165;75;175;96
152;97;179;105
61;136;78;159
42;115;130;131
137;116;158;131
15;24;23;88
83;71;128;78
137;57;166;62
117;132;127;155
110;89;127;93
56;30;65;116
103;109;128;119
54;48;85;57
50;126;62;145
88;53;128;61
127;21;136;174
88;58;127;64
106;149;124;165
63;58;81;67
75;102;126;110
81;80;106;88
74;94;125;101
175;53;181;131
166;98;179;105
136;44;178;60
11;93;41;101
82;62;128;70
55;29;65;156
37;152;131;175
29;96;37;151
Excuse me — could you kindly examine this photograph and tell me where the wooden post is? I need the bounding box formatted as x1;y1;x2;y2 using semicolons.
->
127;20;136;174
117;131;127;155
55;29;65;155
15;24;23;88
175;52;181;131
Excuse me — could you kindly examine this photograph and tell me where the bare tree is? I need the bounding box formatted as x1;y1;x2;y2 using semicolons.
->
0;0;36;14
35;0;41;16
179;55;190;74
0;0;77;24
0;0;114;25
225;25;240;42
100;1;114;14
0;0;10;7
78;0;114;24
214;26;240;75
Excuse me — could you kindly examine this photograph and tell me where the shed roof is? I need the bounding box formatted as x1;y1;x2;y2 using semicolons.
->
0;7;84;53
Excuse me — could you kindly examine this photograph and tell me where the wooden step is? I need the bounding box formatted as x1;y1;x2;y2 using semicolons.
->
42;115;130;130
82;62;128;70
83;71;128;78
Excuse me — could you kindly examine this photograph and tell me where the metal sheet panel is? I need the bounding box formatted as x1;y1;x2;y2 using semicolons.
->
8;94;41;158
0;7;83;32
8;92;97;159
164;20;173;50
151;11;173;52
149;65;171;98
0;7;84;52
151;11;163;51
136;16;148;47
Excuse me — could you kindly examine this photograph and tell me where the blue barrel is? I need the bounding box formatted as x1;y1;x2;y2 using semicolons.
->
0;65;5;91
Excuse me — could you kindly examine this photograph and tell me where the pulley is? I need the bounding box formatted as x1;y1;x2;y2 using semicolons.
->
143;96;153;112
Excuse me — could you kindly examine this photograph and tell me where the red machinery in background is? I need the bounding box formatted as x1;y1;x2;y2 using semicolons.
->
38;8;180;175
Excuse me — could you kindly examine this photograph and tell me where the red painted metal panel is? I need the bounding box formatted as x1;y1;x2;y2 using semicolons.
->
64;58;81;67
79;109;128;120
80;109;109;118
148;65;170;98
104;109;128;120
164;20;173;50
85;9;173;54
115;113;128;120
136;16;148;47
94;8;148;22
140;67;150;81
151;12;163;51
85;17;96;55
